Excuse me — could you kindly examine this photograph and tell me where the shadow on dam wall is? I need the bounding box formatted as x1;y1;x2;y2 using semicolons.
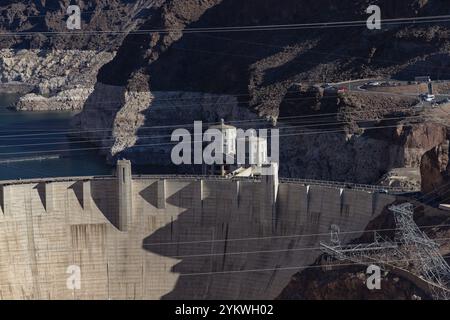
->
139;177;397;300
0;167;398;300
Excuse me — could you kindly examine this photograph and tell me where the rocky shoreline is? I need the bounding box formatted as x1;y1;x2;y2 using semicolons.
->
14;87;95;111
0;49;115;111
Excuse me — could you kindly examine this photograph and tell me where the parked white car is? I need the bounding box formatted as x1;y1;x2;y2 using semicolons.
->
420;93;435;102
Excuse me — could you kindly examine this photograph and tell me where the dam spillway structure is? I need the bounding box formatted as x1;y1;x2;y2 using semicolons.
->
0;160;398;299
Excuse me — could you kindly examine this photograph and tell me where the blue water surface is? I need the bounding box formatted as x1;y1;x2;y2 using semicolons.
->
0;92;113;180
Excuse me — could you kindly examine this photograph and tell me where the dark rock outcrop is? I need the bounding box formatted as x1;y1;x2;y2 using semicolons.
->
421;137;450;201
90;0;450;117
0;0;159;50
68;0;450;184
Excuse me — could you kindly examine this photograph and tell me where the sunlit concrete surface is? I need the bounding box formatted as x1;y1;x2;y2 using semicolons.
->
0;162;396;299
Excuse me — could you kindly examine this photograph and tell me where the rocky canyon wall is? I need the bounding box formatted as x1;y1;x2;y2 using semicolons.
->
0;49;115;110
420;132;450;201
72;83;260;164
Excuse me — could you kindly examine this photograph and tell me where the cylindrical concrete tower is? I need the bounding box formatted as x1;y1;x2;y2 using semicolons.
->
117;159;132;231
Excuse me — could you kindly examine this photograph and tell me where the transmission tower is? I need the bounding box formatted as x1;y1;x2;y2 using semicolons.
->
391;203;450;299
320;202;450;300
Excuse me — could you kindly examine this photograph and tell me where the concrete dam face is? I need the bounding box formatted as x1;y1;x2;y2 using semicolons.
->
0;161;396;300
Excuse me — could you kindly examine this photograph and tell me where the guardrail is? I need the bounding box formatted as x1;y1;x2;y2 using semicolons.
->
279;177;410;193
132;174;261;182
0;175;114;186
0;174;261;186
0;174;412;194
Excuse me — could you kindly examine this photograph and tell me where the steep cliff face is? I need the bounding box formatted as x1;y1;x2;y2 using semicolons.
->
0;1;162;109
72;86;258;164
277;87;449;184
73;0;231;159
95;0;450;118
97;0;224;88
280;121;449;184
0;0;159;50
420;137;450;201
3;0;450;108
69;0;450;183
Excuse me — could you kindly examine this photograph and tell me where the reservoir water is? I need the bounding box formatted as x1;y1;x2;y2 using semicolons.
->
0;92;113;180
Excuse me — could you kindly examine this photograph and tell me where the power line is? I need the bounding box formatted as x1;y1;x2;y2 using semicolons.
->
4;82;426;111
138;183;450;248
0;83;435;134
141;221;450;248
0;227;449;266
0;121;427;157
0;101;422;139
0;256;446;291
0;175;448;259
178;256;447;277
1;15;450;37
0;114;423;150
194;32;450;75
139;184;450;249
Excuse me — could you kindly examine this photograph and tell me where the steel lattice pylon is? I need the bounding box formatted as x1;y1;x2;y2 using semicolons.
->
320;202;450;300
391;203;450;299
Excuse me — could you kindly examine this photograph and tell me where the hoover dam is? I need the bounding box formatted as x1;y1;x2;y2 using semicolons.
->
0;160;401;300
